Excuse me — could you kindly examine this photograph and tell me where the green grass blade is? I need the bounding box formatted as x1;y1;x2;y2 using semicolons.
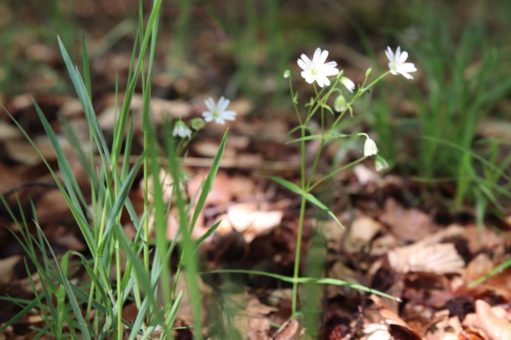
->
189;131;229;231
204;269;400;301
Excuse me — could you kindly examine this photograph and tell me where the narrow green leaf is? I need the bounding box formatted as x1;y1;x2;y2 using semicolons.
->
190;131;228;231
270;176;344;228
204;269;399;301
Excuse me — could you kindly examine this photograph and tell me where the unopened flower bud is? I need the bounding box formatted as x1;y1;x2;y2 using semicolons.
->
334;94;347;112
375;155;389;172
190;117;206;131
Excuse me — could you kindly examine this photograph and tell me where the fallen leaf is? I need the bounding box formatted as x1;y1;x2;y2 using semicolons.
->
0;256;20;283
273;319;300;340
463;300;511;340
227;203;283;242
388;243;464;274
344;216;382;252
380;199;437;242
233;296;277;340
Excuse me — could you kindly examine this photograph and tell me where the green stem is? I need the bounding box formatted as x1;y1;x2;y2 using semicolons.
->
291;124;308;315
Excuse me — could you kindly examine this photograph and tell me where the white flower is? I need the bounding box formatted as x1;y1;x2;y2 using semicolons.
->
341;77;355;93
173;120;192;138
385;46;417;80
364;137;378;157
202;96;236;125
297;48;339;88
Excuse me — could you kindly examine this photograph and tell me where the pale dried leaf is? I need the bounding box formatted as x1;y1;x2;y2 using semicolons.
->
388;243;464;274
0;255;20;283
227;203;282;242
345;216;382;252
463;300;511;340
353;164;379;184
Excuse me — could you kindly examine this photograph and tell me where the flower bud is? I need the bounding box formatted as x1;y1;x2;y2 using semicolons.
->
283;69;291;79
334;94;347;112
365;67;373;78
375;155;389;172
190;117;206;131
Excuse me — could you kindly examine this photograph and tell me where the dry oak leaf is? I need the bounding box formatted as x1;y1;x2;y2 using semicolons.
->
464;300;511;340
380;198;437;242
388;242;464;274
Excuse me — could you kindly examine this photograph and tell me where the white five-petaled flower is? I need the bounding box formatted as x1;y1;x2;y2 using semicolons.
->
202;96;236;125
341;77;355;93
364;136;378;157
297;48;339;88
172;120;192;138
385;46;417;80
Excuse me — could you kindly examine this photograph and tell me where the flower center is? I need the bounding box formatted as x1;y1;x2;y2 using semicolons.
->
311;67;318;75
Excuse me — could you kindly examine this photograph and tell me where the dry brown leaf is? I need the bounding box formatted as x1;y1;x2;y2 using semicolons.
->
0;255;20;284
99;94;192;132
0;121;22;139
380;198;437;242
233;296;277;340
353;164;379;185
464;254;494;283
187;171;232;207
463;300;511;340
344;216;382;252
35;189;70;222
388;242;464;274
425;310;463;340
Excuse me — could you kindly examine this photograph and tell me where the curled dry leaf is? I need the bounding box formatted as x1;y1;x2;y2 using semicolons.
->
388;242;464;274
463;300;511;340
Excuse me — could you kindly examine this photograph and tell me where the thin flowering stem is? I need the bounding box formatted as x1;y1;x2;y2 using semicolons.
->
288;76;303;126
331;71;390;130
309;156;368;191
291;123;308;316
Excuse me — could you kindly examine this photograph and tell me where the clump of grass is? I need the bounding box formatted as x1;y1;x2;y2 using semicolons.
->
367;1;511;218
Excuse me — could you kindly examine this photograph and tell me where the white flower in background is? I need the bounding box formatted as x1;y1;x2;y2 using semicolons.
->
385;46;417;79
297;48;339;88
364;136;378;157
341;77;355;93
202;96;236;125
172;120;192;138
